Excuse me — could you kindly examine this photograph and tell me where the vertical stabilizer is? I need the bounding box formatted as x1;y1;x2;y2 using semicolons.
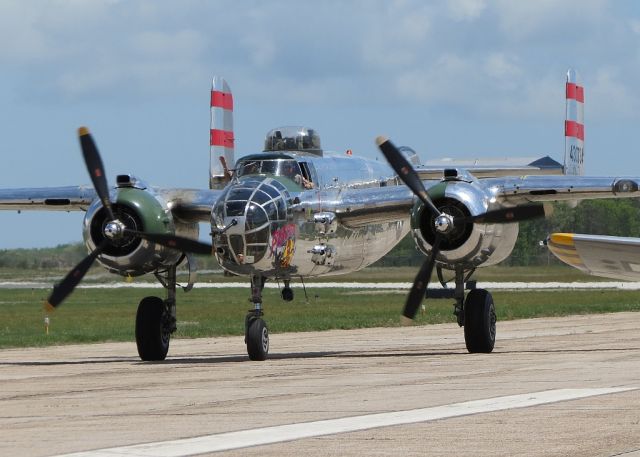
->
564;69;584;175
210;76;234;189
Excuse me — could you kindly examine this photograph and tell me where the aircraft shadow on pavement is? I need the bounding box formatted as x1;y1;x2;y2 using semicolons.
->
1;346;636;367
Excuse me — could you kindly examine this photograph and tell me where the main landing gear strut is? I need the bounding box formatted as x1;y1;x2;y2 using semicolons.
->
430;266;496;353
135;264;179;361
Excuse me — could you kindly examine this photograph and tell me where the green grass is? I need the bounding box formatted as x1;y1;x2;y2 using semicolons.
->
0;264;604;285
321;265;610;283
1;286;639;349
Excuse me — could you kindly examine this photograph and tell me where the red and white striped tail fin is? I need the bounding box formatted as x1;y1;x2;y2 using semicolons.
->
564;69;584;175
210;76;234;189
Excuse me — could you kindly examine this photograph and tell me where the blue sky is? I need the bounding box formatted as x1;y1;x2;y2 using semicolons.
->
1;0;640;248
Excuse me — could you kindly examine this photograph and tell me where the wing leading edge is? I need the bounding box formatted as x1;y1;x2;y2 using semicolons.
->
485;175;640;204
0;186;96;211
0;186;222;223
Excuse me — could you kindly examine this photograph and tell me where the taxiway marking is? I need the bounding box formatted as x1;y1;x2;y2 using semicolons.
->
56;387;635;457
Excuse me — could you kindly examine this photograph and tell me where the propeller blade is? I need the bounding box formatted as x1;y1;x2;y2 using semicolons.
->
124;229;214;256
376;136;440;218
465;204;549;224
78;127;115;221
402;236;442;321
45;243;106;311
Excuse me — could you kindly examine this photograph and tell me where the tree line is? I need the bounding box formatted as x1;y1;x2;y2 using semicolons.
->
1;198;639;270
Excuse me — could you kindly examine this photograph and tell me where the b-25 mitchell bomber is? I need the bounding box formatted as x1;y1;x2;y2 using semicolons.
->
1;70;638;361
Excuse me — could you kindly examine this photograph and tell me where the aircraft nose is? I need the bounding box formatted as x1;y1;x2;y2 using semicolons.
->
212;177;290;266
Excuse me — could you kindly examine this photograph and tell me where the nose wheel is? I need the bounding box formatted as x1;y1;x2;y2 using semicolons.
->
245;314;269;361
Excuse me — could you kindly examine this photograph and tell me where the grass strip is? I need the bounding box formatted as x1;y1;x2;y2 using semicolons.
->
0;287;638;349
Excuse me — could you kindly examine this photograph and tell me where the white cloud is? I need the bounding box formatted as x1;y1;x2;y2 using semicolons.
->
359;1;433;68
394;54;473;104
0;0;637;124
240;33;277;68
492;0;609;40
0;0;122;63
447;0;487;21
589;67;637;118
132;30;206;59
483;53;522;82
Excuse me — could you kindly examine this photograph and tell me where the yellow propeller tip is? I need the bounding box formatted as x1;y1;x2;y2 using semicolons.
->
375;136;388;146
44;301;55;313
78;126;90;136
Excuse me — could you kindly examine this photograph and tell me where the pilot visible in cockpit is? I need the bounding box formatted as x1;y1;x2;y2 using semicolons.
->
283;162;313;189
240;161;259;176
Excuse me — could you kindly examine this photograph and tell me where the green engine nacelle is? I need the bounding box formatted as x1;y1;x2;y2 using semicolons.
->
83;186;198;277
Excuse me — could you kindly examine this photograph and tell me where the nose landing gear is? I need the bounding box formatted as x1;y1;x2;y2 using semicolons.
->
281;280;294;301
245;274;269;361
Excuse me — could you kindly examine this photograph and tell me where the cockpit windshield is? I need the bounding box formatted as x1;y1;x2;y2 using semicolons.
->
237;159;302;180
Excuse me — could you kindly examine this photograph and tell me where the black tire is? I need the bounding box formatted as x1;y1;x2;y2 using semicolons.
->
136;296;170;361
246;318;269;361
281;287;294;302
463;289;496;353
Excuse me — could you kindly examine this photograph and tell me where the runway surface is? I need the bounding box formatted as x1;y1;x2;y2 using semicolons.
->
1;312;639;456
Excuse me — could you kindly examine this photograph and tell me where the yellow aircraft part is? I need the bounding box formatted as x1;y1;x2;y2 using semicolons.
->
547;233;586;269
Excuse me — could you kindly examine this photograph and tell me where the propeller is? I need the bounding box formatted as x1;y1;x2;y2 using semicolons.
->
45;241;107;311
376;136;548;321
45;127;214;311
377;136;440;219
123;229;213;256
79;127;115;222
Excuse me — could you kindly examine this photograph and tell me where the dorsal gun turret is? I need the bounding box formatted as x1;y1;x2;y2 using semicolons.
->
264;126;323;156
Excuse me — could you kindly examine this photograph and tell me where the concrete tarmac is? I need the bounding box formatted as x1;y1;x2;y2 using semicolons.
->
1;312;639;456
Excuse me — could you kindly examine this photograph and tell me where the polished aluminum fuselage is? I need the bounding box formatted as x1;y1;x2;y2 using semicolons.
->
214;152;413;278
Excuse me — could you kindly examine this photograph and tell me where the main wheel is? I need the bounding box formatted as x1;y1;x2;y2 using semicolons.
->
463;289;496;353
246;318;269;361
135;296;170;361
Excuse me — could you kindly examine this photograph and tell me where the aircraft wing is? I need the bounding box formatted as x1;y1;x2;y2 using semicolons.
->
296;185;415;229
158;188;223;222
0;186;97;211
483;175;640;203
547;233;640;281
300;173;640;229
417;155;564;179
0;186;222;223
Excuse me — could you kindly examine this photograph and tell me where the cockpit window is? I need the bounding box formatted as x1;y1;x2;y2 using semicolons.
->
238;161;260;176
236;159;301;179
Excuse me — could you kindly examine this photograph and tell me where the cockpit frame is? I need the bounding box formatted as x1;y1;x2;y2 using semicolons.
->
235;154;316;190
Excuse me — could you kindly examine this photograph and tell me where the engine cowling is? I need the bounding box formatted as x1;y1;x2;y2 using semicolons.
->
411;179;519;270
83;183;198;277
